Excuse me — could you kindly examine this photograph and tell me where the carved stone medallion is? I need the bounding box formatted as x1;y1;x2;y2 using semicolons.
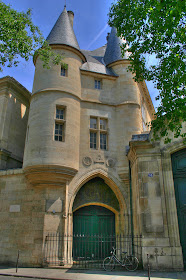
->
82;156;92;166
106;158;115;168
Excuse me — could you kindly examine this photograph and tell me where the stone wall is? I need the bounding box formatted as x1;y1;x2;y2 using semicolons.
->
128;134;184;271
0;77;30;170
0;169;66;267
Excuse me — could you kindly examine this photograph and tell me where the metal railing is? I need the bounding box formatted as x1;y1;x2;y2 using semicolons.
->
43;233;142;269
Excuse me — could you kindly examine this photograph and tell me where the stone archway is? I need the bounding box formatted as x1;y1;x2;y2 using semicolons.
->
68;170;129;236
72;177;119;236
71;177;120;261
72;177;120;213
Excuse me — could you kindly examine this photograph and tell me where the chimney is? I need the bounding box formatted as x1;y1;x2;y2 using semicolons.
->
67;11;74;27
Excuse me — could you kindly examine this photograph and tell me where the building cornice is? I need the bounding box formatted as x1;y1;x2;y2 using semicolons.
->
80;69;118;80
31;88;140;108
33;44;87;66
138;81;155;118
106;59;130;68
0;148;23;163
0;76;31;106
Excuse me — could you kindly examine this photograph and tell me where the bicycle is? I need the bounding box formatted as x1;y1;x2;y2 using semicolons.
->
103;247;139;271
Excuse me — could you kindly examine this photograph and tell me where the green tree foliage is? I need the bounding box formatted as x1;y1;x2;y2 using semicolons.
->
109;0;186;142
0;2;62;71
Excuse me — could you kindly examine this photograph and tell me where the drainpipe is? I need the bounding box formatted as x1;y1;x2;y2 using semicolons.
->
129;161;134;255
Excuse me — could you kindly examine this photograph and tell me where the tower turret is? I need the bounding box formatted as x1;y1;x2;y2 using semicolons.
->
104;27;128;66
46;7;79;49
104;27;142;167
23;6;85;185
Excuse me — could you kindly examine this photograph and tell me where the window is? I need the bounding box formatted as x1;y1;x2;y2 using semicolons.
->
56;108;64;120
100;133;107;150
95;79;101;89
54;107;65;142
90;132;97;149
90;117;97;129
100;118;107;130
55;123;63;142
61;64;68;77
89;117;108;150
61;67;67;76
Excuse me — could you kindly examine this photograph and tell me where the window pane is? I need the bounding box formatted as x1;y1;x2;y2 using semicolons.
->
59;129;62;135
55;123;63;141
95;80;101;89
100;133;107;150
90;132;97;149
100;119;107;130
56;108;64;120
90;117;97;129
61;67;66;76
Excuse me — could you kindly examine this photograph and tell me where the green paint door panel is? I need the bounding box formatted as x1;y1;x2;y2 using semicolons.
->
172;149;186;267
73;206;115;260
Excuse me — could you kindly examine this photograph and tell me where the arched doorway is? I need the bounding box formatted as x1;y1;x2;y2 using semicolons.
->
72;177;120;260
73;205;115;260
171;148;186;267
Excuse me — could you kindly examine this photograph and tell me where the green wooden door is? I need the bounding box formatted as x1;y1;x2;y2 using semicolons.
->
172;149;186;267
73;205;115;260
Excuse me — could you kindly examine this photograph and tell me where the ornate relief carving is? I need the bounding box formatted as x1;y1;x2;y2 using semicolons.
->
73;178;120;212
82;156;92;166
106;158;115;168
82;155;116;168
94;154;104;164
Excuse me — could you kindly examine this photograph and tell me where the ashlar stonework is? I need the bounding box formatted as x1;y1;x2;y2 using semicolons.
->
0;6;185;271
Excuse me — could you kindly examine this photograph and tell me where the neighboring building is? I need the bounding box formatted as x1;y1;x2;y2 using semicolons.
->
0;6;185;270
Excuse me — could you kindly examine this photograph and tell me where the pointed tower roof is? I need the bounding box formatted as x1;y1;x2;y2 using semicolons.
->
47;6;80;50
104;27;128;66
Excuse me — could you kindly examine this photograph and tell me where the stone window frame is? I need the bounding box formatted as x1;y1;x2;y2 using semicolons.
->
94;79;102;90
54;106;66;142
89;116;108;150
60;64;68;77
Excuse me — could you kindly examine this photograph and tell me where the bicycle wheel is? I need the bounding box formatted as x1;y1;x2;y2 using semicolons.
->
124;255;139;271
103;257;115;271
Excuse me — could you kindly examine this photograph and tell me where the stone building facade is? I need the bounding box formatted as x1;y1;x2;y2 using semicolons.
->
0;7;185;270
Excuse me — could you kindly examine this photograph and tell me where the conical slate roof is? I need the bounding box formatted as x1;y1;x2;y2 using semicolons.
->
47;6;80;50
104;27;127;66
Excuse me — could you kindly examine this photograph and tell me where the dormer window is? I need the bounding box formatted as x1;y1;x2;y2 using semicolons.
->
95;79;101;89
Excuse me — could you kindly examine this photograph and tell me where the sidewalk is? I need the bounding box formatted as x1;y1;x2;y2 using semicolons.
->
0;267;185;280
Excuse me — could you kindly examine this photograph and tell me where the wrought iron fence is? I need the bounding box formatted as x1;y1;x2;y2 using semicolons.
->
43;233;142;269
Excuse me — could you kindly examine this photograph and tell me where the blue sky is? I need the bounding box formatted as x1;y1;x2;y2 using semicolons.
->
0;0;158;108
